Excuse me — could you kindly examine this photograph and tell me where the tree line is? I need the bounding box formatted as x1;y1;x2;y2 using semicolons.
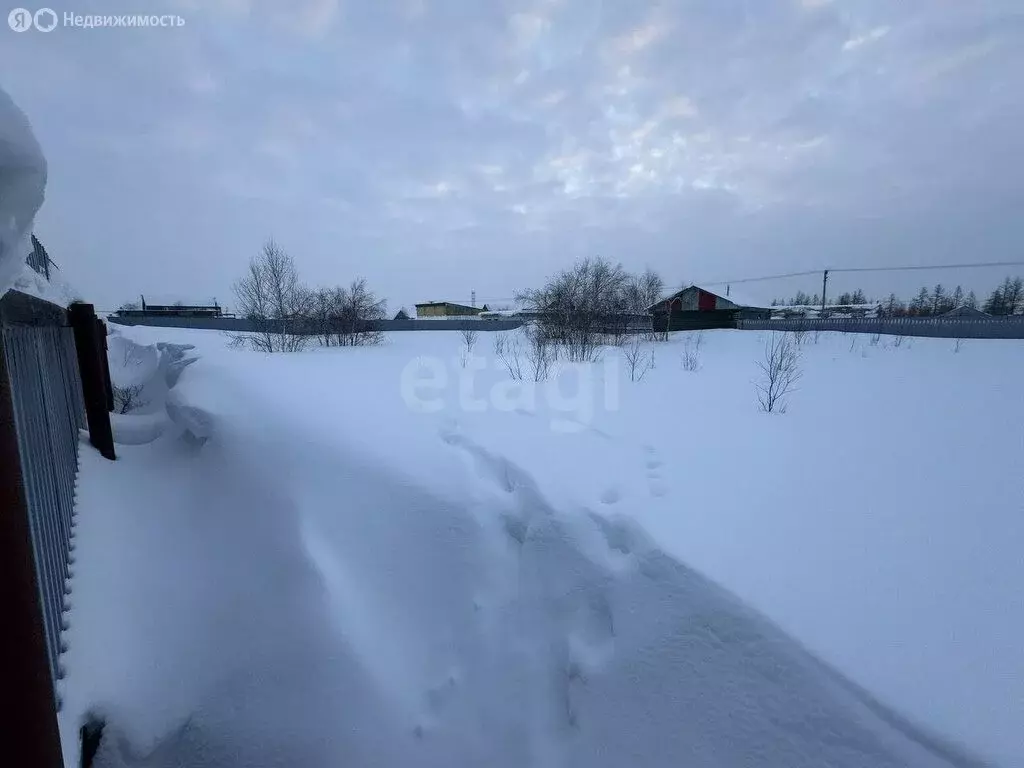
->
771;289;870;307
230;238;387;352
772;276;1024;317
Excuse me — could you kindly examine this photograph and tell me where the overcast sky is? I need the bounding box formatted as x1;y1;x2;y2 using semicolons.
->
3;0;1022;311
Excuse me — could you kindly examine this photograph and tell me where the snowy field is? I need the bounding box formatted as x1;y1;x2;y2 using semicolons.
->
63;325;1023;767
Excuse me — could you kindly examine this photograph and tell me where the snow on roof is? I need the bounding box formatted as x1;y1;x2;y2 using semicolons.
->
713;287;769;309
141;294;222;307
943;305;989;317
649;286;770;311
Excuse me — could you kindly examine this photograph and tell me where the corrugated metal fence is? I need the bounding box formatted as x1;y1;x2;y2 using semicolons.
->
3;322;84;684
737;315;1024;339
0;291;116;767
108;315;527;333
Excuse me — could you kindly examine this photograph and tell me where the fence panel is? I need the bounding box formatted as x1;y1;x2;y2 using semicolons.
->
0;291;99;768
737;315;1024;339
2;324;84;690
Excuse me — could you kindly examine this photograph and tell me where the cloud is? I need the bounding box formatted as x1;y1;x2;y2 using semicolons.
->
4;0;1024;317
842;26;889;52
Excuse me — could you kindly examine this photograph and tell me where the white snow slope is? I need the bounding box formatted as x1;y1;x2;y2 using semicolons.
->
0;85;48;296
63;326;1020;768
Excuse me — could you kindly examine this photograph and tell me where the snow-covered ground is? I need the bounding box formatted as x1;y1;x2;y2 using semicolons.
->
64;326;1022;767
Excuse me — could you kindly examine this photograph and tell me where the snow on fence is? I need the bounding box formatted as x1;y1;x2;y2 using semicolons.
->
737;315;1024;339
0;291;115;767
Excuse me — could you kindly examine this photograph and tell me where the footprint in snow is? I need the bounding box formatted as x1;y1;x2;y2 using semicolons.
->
642;446;670;499
599;487;622;505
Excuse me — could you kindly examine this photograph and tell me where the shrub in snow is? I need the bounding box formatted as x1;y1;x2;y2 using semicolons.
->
623;335;653;381
493;332;524;380
306;279;386;348
517;258;663;363
756;333;801;413
525;324;556;382
459;327;479;368
680;331;703;372
113;383;147;414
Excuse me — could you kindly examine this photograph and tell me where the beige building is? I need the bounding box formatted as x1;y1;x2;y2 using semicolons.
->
415;301;485;318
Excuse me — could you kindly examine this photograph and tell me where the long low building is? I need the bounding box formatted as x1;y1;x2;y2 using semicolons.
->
415;301;486;318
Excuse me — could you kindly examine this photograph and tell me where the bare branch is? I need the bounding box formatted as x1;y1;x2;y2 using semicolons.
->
113;383;147;414
755;333;802;413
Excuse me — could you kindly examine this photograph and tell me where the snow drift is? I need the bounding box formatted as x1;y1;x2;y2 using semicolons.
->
0;85;47;295
63;327;994;768
105;328;199;445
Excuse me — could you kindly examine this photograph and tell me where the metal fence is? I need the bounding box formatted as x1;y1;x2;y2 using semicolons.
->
4;325;83;682
0;293;84;687
1;291;115;767
737;315;1024;339
108;315;527;333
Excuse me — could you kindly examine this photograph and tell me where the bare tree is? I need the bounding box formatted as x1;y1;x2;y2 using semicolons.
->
680;331;703;372
516;257;631;363
232;239;310;352
756;333;802;413
460;327;479;352
330;278;386;347
309;286;337;347
459;326;480;368
623;335;653;381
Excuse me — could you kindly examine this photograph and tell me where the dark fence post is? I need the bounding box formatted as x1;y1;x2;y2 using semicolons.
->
68;303;115;460
0;334;66;768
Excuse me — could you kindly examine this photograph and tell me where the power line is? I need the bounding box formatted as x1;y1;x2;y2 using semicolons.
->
700;260;1024;287
700;270;821;286
832;260;1024;274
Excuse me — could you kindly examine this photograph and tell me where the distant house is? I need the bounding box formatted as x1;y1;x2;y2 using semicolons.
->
415;301;484;318
115;296;228;319
393;308;411;320
648;286;771;320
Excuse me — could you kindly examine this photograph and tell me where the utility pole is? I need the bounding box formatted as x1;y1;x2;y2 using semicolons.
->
726;284;730;297
821;270;829;313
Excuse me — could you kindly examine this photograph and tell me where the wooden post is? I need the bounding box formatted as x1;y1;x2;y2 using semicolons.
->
68;303;115;460
0;334;66;768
